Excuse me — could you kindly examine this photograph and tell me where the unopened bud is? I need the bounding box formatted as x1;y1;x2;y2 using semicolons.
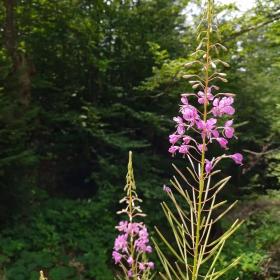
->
192;84;200;89
211;62;217;69
183;74;195;79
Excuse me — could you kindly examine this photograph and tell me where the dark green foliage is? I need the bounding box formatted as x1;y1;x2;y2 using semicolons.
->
0;192;116;280
219;191;280;279
0;0;187;223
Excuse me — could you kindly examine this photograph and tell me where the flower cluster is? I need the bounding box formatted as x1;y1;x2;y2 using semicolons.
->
168;88;243;173
113;152;154;279
113;221;154;277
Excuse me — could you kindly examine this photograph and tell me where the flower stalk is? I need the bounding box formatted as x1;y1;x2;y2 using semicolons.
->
154;1;244;279
193;1;212;279
113;151;154;280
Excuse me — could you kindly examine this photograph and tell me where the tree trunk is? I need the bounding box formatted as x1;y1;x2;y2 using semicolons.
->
3;0;34;106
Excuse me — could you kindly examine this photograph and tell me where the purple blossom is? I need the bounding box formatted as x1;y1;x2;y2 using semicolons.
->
168;146;179;155
173;116;183;124
205;159;213;174
197;89;214;104
114;234;128;252
173;116;185;134
196;118;219;139
183;136;191;144
230;153;243;165
134;227;151;253
127;256;134;266
127;223;140;235
146;245;152;253
198;143;207;152
163;185;172;193
116;221;128;232
224;120;235;138
112;251;122;264
181;105;199;125
169;134;181;144
147;262;155;269
139;263;146;271
177;124;185;135
181;95;189;105
179;145;190;154
113;221;153;276
216;137;228;149
212;97;235;117
168;86;243;181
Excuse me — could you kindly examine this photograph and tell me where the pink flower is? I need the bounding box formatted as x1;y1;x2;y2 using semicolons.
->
197;89;214;104
113;221;154;275
116;221;128;232
134;227;152;253
112;251;122;264
127;223;140;235
177;124;185;135
163;185;171;193
146;245;152;253
196;118;218;139
173;116;183;124
197;143;208;152
230;153;243;165
168;146;179;155
181;95;188;105
179;145;189;154
183;136;191;144
212;97;235;116
169;134;181;144
205;159;213;174
147;262;155;269
216;137;228;149
169;85;243;178
224;120;235;138
127;256;134;266
114;234;128;252
139;263;146;271
173;116;185;134
181;105;198;125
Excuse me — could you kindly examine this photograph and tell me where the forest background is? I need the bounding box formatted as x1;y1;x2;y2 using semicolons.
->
0;0;279;279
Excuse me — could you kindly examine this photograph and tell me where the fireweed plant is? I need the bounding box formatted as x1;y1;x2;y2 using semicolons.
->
153;1;243;280
113;152;155;280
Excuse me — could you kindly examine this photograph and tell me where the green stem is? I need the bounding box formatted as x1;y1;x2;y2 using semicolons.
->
192;1;212;279
128;188;138;279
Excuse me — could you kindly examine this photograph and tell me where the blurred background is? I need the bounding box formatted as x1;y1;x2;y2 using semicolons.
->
0;0;279;279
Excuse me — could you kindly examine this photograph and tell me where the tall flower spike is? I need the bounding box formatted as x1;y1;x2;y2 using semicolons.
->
113;151;154;280
154;1;243;279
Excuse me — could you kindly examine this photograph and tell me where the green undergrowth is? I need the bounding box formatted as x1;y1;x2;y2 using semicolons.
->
0;191;116;280
219;190;280;280
0;191;279;279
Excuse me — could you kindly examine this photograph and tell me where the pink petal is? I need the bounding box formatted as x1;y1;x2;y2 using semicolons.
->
225;120;233;127
225;127;234;138
181;96;188;105
216;137;228;149
230;153;243;165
